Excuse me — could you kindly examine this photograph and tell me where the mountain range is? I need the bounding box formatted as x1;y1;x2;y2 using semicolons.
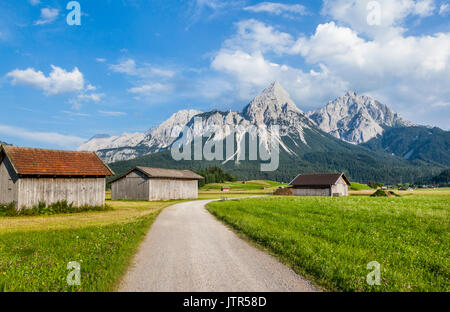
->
75;82;447;184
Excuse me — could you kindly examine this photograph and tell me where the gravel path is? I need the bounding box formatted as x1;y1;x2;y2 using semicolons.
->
118;199;317;292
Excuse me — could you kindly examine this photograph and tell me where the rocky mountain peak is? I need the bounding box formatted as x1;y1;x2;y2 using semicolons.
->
243;81;303;125
307;92;412;144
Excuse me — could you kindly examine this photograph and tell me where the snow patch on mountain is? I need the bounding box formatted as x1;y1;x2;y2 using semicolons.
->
78;109;202;162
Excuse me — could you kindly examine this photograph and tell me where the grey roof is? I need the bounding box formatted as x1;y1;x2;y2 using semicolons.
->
289;173;350;186
136;166;203;180
110;166;203;183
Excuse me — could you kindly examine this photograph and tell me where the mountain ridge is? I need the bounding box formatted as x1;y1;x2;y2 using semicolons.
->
307;91;413;144
78;82;447;171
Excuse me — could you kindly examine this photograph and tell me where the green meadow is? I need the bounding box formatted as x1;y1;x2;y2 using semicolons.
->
0;193;263;292
207;193;450;292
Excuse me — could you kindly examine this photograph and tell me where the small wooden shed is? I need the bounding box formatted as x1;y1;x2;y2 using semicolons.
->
289;173;350;197
110;166;204;201
0;145;114;209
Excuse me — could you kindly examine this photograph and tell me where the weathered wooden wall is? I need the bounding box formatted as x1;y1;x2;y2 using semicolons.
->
0;156;19;205
148;178;198;200
111;169;199;201
331;177;349;196
111;170;149;200
17;177;105;209
293;187;331;196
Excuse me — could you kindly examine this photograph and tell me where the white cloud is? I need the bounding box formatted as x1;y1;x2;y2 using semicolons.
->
98;110;127;116
244;2;307;16
439;3;450;15
62;110;91;117
77;93;104;103
7;65;84;95
208;17;450;125
211;49;348;105
109;58;175;78
29;0;40;5
0;124;85;148
85;84;96;91
96;58;107;63
128;83;172;95
295;22;450;85
109;59;138;75
35;7;59;25
322;0;437;39
223;19;295;54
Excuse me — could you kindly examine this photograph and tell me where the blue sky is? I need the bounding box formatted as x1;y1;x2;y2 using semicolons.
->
0;0;449;149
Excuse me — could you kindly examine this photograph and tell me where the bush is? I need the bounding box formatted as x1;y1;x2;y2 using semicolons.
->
370;190;400;197
0;201;112;217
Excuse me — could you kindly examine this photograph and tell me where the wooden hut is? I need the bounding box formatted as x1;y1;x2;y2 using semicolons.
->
110;167;203;201
0;145;114;209
289;173;350;197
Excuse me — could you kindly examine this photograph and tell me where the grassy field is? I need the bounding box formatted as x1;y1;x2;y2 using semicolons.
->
0;189;265;292
207;193;449;292
0;198;182;292
200;180;288;193
349;182;371;191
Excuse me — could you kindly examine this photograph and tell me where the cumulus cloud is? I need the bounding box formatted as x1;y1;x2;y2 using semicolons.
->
7;65;84;95
0;124;85;148
208;16;450;125
294;22;450;81
29;0;40;5
322;0;437;39
222;19;296;54
34;7;59;25
244;2;307;16
211;49;348;105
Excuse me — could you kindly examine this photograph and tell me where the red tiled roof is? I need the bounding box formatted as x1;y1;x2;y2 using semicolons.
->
289;173;350;186
1;145;114;176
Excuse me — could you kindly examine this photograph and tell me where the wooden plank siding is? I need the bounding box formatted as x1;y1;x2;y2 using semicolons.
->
17;177;105;209
293;187;331;196
0;156;19;205
111;170;149;201
148;178;198;201
331;176;349;196
111;168;199;201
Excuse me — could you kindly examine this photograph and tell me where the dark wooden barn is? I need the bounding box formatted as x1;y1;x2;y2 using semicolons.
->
289;173;351;197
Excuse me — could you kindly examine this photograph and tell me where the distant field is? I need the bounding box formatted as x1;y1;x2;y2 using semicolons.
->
200;180;288;193
349;182;371;191
207;193;449;292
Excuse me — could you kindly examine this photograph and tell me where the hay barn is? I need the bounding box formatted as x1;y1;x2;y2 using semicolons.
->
0;145;114;209
110;167;203;201
289;173;350;197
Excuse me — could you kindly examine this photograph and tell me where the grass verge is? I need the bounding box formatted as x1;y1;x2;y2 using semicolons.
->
207;194;449;292
0;209;161;292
